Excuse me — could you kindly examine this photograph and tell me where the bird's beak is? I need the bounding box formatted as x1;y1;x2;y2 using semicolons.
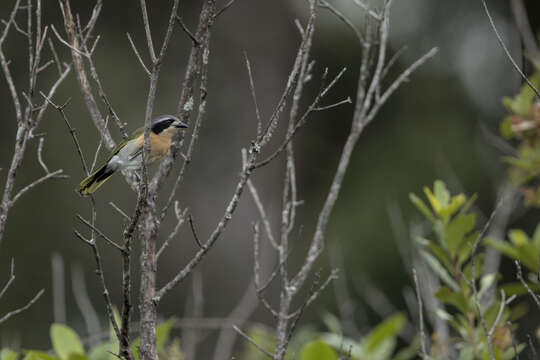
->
172;119;188;128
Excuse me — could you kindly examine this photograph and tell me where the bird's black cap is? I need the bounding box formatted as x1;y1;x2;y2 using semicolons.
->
151;115;188;134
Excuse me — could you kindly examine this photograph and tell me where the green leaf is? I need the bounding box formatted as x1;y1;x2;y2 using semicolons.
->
457;345;474;360
156;317;176;351
509;229;529;246
478;273;497;299
368;338;396;360
435;308;453;321
502;343;525;359
393;337;420;360
457;232;477;266
130;339;139;360
426;242;453;271
67;356;88;360
299;341;337;360
322;313;342;335
22;351;60;360
409;193;436;222
424;187;441;215
501;281;540;296
445;213;475;256
435;286;468;314
321;333;363;359
0;349;18;360
433;180;450;208
88;342;117;360
363;313;405;352
50;324;85;360
439;194;466;221
500;116;514;139
421;250;460;291
238;326;275;360
484;238;520;261
516;73;540;116
502;97;515;113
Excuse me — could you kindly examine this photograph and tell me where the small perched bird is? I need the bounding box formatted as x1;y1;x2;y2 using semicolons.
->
77;115;188;196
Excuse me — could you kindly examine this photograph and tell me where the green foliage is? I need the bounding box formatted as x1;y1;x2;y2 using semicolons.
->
238;326;276;360
410;180;524;359
484;223;540;296
50;324;85;360
299;341;337;360
0;349;18;360
130;317;177;360
1;318;179;360
485;224;540;272
322;313;414;360
500;71;540;207
237;313;413;360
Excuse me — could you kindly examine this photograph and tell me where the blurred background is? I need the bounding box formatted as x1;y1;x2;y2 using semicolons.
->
0;0;539;357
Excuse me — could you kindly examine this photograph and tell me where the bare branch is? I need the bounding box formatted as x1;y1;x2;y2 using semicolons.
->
233;325;274;359
480;0;540;99
76;214;124;252
41;93;90;175
318;0;363;44
139;0;157;62
156;206;188;260
188;213;204;249
58;0;115;149
10;169;65;205
0;288;44;324
74;228;123;349
247;180;278;249
0;259;15;300
413;268;428;358
351;0;382;21
244;52;263;137
126;33;151;77
516;260;540;312
215;0;237;19
175;16;200;46
37;137;48;174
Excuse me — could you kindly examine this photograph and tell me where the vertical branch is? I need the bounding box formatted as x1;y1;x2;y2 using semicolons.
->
58;0;115;149
136;1;182;359
150;0;216;194
0;0;69;246
290;0;437;294
273;3;316;357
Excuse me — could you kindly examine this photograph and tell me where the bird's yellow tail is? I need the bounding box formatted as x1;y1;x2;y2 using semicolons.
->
77;163;115;196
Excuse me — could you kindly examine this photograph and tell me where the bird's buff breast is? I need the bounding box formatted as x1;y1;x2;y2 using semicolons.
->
110;133;171;170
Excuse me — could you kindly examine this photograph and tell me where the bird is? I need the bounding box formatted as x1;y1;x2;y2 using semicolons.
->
77;114;188;196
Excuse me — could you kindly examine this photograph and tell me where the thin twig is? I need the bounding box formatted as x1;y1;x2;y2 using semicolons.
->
126;33;151;77
0;259;15;299
76;214;124;252
480;0;540;99
215;0;237;19
10;169;65;205
318;0;363;44
413;268;427;358
244;52;263;137
516;260;540;312
0;288;44;324
175;16;199;45
233;325;274;359
188;213;204;249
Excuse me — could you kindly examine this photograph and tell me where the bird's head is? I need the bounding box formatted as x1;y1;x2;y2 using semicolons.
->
151;115;188;135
